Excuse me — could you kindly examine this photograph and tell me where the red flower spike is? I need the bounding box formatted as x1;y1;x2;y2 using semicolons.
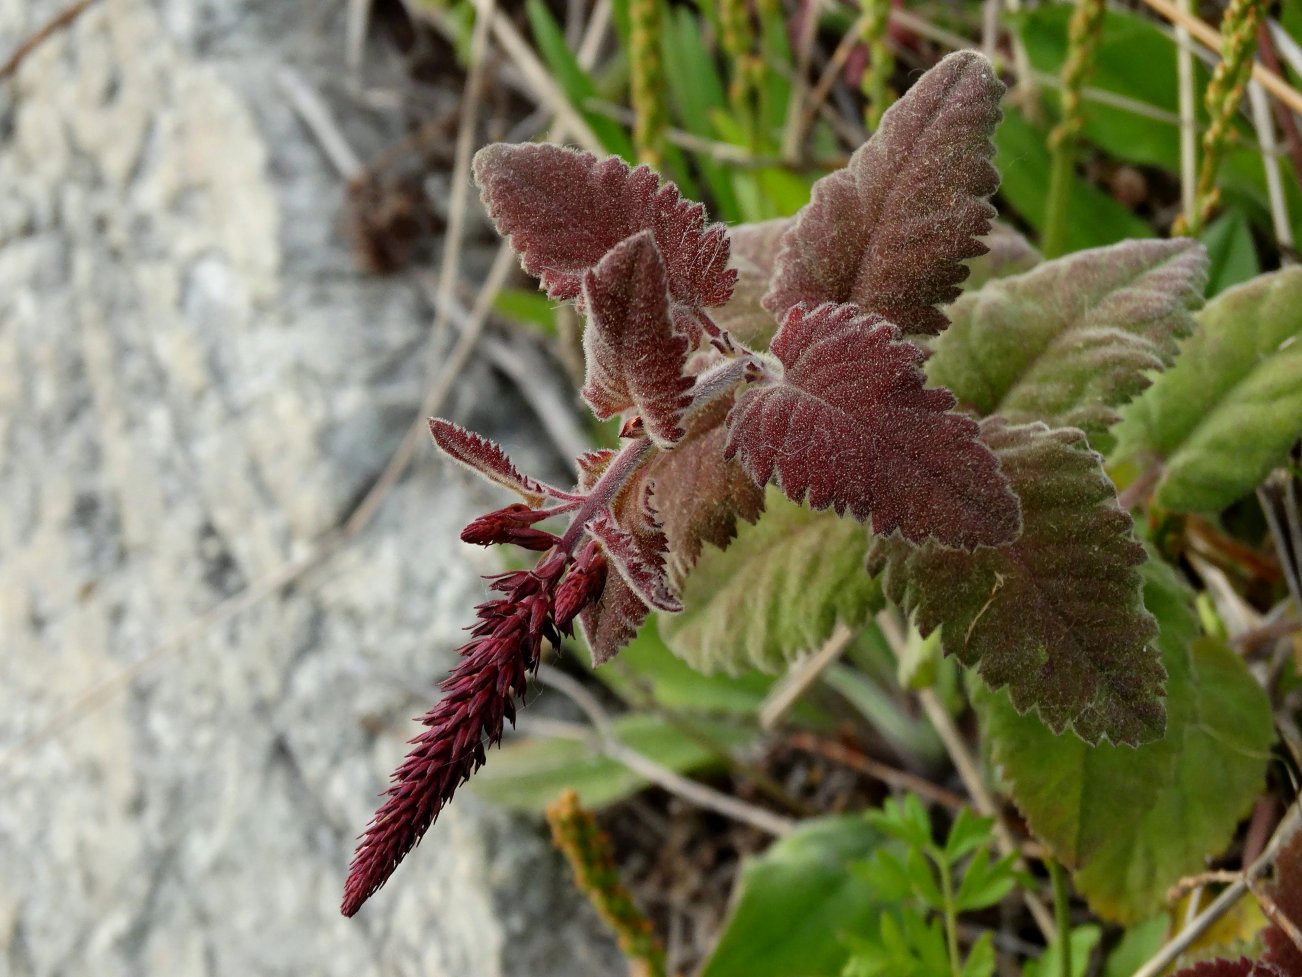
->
460;503;559;551
342;543;599;918
724;302;1021;550
581;231;695;447
554;542;608;635
472;143;736;331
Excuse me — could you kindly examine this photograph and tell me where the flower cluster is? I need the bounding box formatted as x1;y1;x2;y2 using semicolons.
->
341;510;607;917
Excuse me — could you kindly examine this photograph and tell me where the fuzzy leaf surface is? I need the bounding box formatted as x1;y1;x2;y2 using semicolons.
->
647;392;765;584
929;240;1207;452
579;475;677;664
868;419;1163;745
662;488;881;674
1112;267;1302;512
725;303;1021;549
962;222;1042;293
580;232;693;446
473;143;735;321
764;51;1003;335
979;560;1274;923
713;219;789;348
428;418;551;505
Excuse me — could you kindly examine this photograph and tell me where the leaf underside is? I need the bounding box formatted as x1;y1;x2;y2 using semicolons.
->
428;418;550;505
648;392;766;585
868;418;1165;746
662;488;881;674
714;219;790;349
725;303;1021;550
980;559;1274;923
473;142;736;326
764;50;1004;335
929;239;1208;452
1111;266;1302;512
580;477;678;664
581;231;694;446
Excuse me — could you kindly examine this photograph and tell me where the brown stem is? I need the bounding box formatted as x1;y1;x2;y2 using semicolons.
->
0;0;102;81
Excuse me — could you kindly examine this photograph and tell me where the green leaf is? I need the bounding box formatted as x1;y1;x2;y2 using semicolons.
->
961;933;996;977
1112;267;1302;512
492;287;558;335
1024;926;1103;977
930;239;1206;453
869;419;1163;746
525;0;635;159
867;794;934;851
585;616;827;725
663;487;882;674
855;849;913;903
961;222;1042;293
468;712;752;811
1101;917;1168;977
979;558;1274;923
944;808;995;863
1200;210;1259;298
701;816;885;977
954;850;1016;912
994;107;1151;253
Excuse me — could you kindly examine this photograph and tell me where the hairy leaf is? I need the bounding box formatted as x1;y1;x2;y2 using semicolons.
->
587;509;681;613
930;240;1207;453
1112;267;1302;512
428;418;552;505
764;51;1003;335
579;571;649;667
647;392;765;584
580;476;678;664
980;560;1274;923
868;419;1163;745
726;303;1021;550
662;488;881;674
1262;829;1302;976
713;219;790;348
700;816;886;977
473;143;736;324
581;232;693;446
962;222;1042;293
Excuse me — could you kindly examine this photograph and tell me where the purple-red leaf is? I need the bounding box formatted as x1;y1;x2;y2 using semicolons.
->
588;510;681;612
579;574;650;667
581;231;694;446
724;303;1021;550
473;143;736;324
648;392;766;584
429;418;553;505
870;419;1165;746
764;51;1003;335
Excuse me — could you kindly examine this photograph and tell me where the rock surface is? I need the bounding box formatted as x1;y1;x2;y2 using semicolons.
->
0;1;619;973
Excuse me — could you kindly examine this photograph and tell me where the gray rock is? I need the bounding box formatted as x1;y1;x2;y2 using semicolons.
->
0;1;620;974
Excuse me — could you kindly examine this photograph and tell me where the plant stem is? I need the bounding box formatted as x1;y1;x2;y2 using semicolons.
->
937;852;964;977
1042;0;1106;258
1049;859;1073;977
558;437;656;552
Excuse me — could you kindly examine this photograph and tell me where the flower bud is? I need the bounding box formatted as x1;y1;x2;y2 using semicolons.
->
460;503;558;551
553;543;608;635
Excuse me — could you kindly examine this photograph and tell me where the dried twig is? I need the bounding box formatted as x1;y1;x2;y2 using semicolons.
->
759;624;854;730
0;0;102;82
1132;801;1302;977
1139;0;1302;118
785;732;967;810
533;665;796;837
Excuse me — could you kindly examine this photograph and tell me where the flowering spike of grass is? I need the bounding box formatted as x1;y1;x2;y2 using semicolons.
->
859;0;895;130
630;0;667;169
1176;0;1268;235
546;790;668;977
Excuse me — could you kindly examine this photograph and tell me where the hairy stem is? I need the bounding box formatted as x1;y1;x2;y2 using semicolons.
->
558;437;656;552
937;851;964;977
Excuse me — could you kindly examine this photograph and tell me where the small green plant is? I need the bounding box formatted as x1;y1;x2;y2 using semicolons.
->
845;799;1018;977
